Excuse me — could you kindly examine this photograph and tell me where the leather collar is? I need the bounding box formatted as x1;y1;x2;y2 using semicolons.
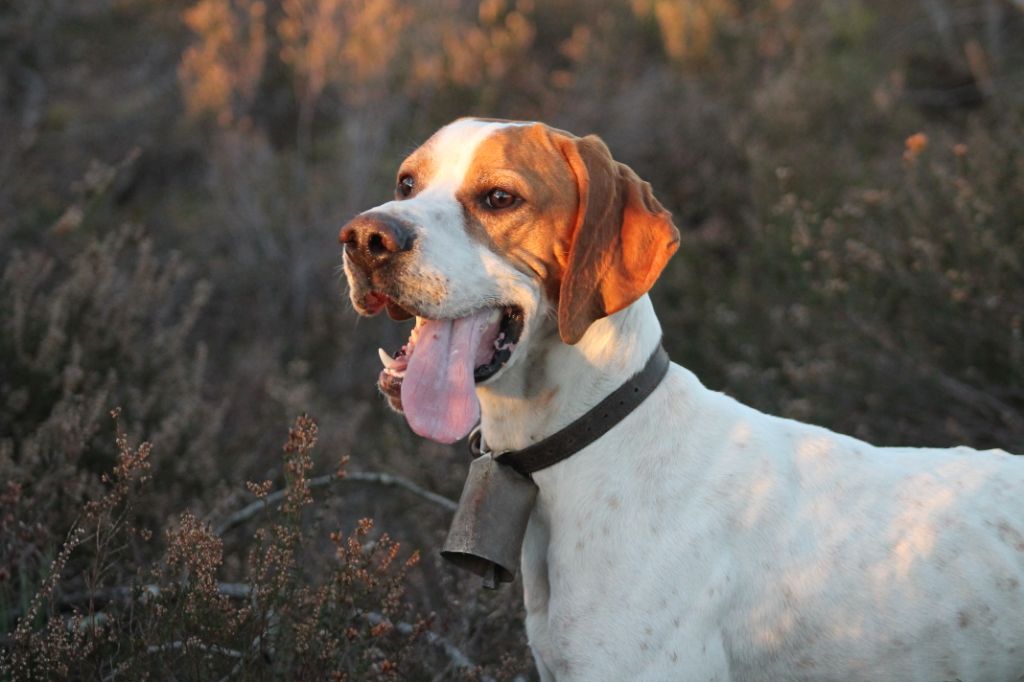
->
469;342;671;476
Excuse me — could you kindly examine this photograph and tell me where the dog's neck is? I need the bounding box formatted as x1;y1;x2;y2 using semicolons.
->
476;295;663;454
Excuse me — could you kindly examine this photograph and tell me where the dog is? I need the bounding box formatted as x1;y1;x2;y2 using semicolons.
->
339;118;1024;681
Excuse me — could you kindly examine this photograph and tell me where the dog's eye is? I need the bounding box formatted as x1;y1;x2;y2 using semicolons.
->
484;188;517;210
397;175;414;198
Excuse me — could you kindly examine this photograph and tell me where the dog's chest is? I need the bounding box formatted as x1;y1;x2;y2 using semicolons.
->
518;429;738;679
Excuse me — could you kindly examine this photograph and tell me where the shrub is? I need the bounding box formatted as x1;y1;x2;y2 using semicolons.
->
0;415;470;681
0;226;221;629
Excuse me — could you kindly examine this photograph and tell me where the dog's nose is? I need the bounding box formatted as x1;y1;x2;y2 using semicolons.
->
339;212;414;272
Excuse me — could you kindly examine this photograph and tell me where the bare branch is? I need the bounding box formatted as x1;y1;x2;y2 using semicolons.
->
213;471;457;536
103;640;245;682
145;640;245;658
5;582;254;624
365;611;488;679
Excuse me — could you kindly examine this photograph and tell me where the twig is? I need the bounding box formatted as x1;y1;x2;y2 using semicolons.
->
215;635;262;682
145;640;244;658
213;471;457;536
365;611;488;679
103;640;245;682
5;582;253;624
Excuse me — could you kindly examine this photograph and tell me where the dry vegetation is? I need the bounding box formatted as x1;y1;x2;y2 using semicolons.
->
1;0;1023;678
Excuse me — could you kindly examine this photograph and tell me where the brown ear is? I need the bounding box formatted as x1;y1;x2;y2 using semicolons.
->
554;134;680;344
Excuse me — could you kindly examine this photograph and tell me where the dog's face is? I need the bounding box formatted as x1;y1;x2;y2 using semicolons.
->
340;118;679;444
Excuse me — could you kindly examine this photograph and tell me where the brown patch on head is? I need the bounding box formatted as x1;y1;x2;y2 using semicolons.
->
394;141;438;200
458;121;680;343
957;611;970;628
459;123;579;293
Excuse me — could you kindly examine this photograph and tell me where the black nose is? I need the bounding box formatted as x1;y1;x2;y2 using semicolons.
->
338;212;414;273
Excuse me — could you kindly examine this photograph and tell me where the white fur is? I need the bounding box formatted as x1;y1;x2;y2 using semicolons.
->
354;120;1024;681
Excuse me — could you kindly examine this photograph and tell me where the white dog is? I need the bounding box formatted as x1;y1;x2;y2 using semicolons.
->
340;118;1024;681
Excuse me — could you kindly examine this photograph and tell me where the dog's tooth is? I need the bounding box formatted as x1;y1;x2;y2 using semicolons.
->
489;308;502;325
378;347;396;369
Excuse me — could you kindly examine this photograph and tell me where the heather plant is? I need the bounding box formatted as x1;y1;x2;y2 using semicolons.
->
1;409;153;680
1;415;514;680
655;114;1024;452
0;225;222;627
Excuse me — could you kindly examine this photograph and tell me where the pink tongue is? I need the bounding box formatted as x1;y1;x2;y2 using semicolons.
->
401;309;494;443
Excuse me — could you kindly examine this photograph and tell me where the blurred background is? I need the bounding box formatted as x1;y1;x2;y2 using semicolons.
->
2;0;1023;678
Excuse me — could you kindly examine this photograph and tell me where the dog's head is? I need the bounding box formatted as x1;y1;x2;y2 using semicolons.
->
340;118;679;443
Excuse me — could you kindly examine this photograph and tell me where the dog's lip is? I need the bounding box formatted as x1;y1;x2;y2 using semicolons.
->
356;291;414;320
385;298;413;320
361;290;518;327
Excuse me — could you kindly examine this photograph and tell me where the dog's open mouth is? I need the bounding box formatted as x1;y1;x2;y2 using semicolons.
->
374;297;524;444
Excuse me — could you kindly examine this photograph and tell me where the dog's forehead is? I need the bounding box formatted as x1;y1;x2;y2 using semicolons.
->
406;118;550;189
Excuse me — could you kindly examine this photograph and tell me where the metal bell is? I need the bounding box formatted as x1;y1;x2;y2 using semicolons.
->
441;452;538;589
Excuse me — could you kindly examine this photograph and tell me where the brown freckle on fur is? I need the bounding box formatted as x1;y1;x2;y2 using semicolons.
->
996;520;1024;552
644;626;653;636
673;617;681;627
608;495;620;509
797;656;815;669
997;575;1020;592
640;642;649;651
575;540;585;551
671;651;678;662
601;525;610;536
957;611;970;628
